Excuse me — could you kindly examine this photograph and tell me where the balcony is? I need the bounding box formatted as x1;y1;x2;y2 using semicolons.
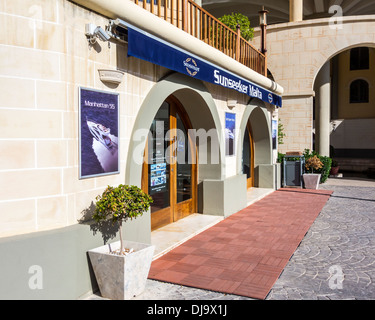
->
132;0;266;76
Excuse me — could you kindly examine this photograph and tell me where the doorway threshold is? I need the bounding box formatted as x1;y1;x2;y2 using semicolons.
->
151;214;223;260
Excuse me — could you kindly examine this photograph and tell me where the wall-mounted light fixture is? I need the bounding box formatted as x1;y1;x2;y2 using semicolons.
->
330;120;343;133
227;100;237;109
98;69;124;85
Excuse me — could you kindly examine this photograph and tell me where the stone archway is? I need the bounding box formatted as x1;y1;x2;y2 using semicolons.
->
125;72;225;188
313;44;375;173
237;98;274;188
122;72;226;240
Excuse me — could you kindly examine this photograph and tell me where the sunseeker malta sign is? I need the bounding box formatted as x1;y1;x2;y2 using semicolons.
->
127;25;282;108
213;70;263;100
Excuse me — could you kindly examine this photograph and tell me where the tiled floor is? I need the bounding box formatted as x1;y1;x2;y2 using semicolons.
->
151;214;224;260
148;188;333;300
151;187;274;260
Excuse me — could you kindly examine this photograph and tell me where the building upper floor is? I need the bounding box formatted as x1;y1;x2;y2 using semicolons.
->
124;0;268;76
202;0;375;27
71;0;284;98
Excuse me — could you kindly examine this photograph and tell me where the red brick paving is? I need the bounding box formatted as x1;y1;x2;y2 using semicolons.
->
148;188;333;299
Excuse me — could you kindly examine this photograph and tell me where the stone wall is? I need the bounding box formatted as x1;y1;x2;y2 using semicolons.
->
0;0;274;239
0;0;163;238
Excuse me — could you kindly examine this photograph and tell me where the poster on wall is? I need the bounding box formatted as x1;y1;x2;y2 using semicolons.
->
149;163;167;194
272;119;278;150
225;112;236;156
79;87;120;179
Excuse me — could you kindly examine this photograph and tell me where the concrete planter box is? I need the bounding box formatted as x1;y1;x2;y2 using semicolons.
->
303;173;321;190
88;240;155;300
330;166;340;176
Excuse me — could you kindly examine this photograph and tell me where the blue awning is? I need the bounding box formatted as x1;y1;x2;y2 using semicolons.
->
126;24;282;108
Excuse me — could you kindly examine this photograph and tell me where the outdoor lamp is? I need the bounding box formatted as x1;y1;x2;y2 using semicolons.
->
259;6;269;27
259;6;269;57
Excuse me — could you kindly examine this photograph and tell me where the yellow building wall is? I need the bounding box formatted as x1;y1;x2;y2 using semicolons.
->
0;0;160;238
337;48;375;119
0;0;270;239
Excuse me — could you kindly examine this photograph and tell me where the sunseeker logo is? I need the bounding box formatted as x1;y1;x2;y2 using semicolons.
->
268;93;273;104
184;57;200;77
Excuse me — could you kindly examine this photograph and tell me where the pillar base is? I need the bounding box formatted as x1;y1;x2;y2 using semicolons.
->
202;174;247;218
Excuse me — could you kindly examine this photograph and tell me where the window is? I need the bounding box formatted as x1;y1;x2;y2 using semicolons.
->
350;79;369;103
350;47;369;70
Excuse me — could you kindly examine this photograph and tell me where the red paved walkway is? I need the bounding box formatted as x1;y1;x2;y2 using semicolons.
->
148;188;333;299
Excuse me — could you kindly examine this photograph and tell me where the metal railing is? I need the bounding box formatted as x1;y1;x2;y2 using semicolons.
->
132;0;266;75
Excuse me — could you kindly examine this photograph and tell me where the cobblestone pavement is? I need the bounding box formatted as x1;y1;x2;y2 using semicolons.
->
89;178;375;300
131;279;253;300
267;180;375;300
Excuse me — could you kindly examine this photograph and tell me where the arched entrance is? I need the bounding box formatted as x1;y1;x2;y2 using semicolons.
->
314;45;375;175
124;73;225;238
142;95;197;230
238;99;273;189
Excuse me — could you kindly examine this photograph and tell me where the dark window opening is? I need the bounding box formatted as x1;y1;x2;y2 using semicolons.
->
350;79;369;103
350;47;369;70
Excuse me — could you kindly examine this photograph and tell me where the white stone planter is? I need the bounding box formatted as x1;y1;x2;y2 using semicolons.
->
303;173;321;190
88;240;155;300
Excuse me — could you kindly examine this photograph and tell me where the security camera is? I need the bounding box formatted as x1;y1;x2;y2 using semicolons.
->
85;23;111;44
94;26;111;42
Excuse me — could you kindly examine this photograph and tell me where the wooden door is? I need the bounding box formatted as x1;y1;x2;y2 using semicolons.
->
243;122;254;188
142;96;197;231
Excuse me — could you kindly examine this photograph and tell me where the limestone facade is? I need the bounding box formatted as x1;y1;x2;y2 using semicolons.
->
0;0;276;238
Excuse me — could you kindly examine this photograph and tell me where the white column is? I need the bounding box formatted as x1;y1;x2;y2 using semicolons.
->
289;0;303;22
315;61;331;157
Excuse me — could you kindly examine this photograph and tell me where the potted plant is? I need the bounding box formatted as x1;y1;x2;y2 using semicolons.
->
330;160;340;176
303;155;323;189
88;184;153;300
218;12;254;41
303;149;332;183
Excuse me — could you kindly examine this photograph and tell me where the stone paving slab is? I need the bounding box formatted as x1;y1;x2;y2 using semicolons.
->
147;188;332;299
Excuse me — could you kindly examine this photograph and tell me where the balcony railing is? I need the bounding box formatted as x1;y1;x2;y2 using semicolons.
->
132;0;266;75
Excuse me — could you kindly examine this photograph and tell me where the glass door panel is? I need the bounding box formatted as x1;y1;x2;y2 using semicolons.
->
176;112;192;203
242;126;251;179
148;102;170;213
144;96;196;231
242;124;254;188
